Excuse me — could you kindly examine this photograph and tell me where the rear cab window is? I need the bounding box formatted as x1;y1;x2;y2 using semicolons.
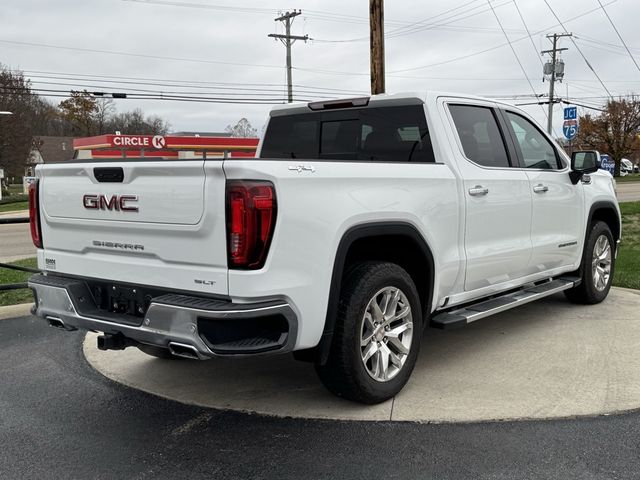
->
448;104;511;168
260;105;436;163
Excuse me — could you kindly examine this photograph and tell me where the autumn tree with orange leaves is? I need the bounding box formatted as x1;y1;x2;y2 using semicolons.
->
575;98;640;177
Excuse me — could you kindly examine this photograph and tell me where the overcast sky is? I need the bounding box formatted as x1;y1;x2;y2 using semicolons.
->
3;0;640;137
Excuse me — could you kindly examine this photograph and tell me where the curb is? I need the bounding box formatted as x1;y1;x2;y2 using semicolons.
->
0;303;34;320
613;286;640;296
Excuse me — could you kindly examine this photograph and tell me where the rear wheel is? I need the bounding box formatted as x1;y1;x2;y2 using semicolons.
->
565;221;615;304
315;262;422;404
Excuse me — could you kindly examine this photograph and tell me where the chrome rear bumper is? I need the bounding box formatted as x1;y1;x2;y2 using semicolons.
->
28;273;298;359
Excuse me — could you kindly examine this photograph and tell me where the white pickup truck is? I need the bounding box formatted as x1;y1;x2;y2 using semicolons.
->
28;92;620;404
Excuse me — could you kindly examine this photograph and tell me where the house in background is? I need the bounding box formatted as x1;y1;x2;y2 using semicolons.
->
25;136;75;176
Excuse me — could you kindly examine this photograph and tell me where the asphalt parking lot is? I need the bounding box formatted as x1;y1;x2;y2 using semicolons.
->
3;314;640;479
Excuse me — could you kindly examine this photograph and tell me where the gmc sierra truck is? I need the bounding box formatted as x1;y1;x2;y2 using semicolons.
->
28;92;620;404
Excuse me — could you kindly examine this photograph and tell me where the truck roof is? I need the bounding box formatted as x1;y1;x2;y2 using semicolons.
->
269;91;515;117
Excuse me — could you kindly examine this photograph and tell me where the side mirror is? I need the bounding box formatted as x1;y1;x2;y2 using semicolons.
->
570;150;600;184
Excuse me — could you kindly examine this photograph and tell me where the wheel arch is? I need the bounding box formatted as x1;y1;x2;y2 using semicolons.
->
588;201;621;244
571;200;621;280
305;222;436;365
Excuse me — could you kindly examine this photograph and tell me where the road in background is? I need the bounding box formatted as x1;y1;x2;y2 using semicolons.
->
0;223;35;262
2;315;640;479
617;182;640;203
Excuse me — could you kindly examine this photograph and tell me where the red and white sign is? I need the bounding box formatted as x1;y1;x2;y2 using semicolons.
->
151;135;166;149
72;134;259;160
112;136;150;147
74;134;258;151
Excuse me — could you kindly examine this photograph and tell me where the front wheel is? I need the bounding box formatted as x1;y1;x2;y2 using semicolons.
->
315;262;422;404
565;221;615;304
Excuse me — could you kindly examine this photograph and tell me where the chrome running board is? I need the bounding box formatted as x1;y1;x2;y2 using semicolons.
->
430;277;580;329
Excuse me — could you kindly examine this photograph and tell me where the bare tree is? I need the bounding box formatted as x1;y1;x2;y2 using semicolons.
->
225;118;258;138
575;98;640;176
107;109;170;135
0;65;37;177
94;98;116;134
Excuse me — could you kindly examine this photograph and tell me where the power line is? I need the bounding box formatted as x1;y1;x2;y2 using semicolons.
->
122;1;275;15
595;0;640;74
23;68;601;92
312;0;520;43
0;39;284;71
15;69;367;95
25;79;342;100
3;3;617;82
574;38;636;58
511;0;544;67
2;86;320;104
486;0;550;130
385;0;516;39
123;0;494;31
312;24;525;43
21;74;358;97
388;0;617;74
578;35;640;55
542;0;613;99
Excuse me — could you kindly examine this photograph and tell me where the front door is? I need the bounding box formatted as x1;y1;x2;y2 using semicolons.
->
502;111;583;272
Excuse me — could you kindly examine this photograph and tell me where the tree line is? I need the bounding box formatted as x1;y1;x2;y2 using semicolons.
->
573;98;640;177
0;65;170;177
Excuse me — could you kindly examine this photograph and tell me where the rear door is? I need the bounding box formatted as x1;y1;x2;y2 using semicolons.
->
447;103;533;292
38;160;229;295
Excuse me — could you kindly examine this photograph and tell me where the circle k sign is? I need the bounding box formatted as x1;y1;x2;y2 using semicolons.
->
152;135;166;149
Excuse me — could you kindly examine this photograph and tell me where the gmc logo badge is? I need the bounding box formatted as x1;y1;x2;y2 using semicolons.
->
83;194;139;212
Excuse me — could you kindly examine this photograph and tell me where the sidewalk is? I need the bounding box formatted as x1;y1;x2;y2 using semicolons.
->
0;303;33;320
0;210;29;220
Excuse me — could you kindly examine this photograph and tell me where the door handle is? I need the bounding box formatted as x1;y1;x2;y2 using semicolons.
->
533;184;549;193
468;185;489;196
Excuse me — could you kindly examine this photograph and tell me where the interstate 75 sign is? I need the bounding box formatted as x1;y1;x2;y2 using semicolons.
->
563;106;578;140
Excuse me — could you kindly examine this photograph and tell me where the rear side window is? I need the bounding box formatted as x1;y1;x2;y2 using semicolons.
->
260;105;435;163
449;104;510;168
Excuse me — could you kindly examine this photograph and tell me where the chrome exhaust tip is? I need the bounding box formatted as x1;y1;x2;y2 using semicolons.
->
46;316;77;331
168;342;201;360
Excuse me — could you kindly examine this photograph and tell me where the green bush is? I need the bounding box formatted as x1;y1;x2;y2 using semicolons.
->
0;193;28;205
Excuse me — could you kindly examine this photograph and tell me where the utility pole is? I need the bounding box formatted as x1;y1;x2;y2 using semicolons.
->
369;0;385;94
542;33;572;134
268;10;309;103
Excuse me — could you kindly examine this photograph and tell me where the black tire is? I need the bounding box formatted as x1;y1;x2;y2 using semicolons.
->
315;261;423;404
136;344;180;360
564;221;615;304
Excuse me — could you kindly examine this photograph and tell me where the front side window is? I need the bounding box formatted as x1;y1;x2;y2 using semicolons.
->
260;105;435;163
449;104;510;168
506;112;560;170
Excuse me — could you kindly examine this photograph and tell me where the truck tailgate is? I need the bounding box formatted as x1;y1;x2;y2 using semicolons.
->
37;161;229;296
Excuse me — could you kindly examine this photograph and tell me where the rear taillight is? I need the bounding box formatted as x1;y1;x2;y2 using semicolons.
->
28;179;43;248
226;180;277;269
